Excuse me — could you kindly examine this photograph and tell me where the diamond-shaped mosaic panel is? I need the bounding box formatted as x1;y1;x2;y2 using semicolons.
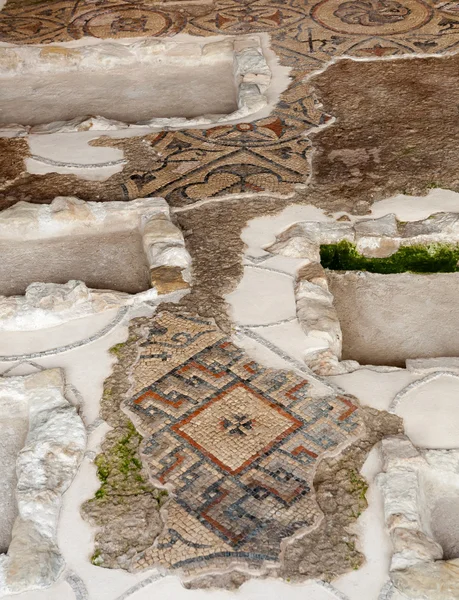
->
173;382;302;474
128;312;365;573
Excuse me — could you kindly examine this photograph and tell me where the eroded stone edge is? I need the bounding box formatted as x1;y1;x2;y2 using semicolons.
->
0;369;86;596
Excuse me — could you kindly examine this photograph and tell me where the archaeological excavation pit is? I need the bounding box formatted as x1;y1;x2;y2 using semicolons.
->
320;241;459;367
269;214;459;371
0;36;272;133
0;197;190;306
0;230;151;296
326;270;459;367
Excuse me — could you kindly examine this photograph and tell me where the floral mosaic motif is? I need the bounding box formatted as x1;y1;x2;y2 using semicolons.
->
126;312;365;572
189;1;307;34
311;0;433;34
333;0;411;25
0;0;456;202
120;116;314;205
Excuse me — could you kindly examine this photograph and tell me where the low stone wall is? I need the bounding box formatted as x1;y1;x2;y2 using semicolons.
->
377;435;459;600
0;369;85;597
0;196;191;330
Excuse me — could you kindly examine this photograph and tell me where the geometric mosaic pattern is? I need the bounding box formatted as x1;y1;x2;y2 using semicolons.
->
127;313;365;573
2;0;459;205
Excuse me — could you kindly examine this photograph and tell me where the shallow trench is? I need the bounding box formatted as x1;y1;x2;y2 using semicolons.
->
0;60;238;127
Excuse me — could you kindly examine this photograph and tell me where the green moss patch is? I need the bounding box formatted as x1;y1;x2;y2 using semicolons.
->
90;421;168;507
320;240;459;274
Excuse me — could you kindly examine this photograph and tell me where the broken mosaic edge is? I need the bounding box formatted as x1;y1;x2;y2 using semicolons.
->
82;310;403;585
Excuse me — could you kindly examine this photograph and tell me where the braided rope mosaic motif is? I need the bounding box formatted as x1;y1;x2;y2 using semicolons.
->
127;312;365;572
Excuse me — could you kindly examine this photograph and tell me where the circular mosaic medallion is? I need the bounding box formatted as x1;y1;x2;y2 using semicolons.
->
311;0;433;34
68;5;186;39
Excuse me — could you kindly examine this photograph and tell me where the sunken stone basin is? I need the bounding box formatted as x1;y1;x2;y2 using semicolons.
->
0;196;191;333
0;36;272;135
326;271;459;367
0;230;151;296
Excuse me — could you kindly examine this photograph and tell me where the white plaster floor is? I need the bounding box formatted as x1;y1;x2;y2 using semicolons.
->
5;191;459;599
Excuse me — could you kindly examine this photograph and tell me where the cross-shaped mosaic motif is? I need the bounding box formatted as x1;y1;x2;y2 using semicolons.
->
126;312;365;573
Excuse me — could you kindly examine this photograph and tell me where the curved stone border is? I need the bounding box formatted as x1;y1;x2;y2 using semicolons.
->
0;306;129;362
29;154;127;170
0;369;86;597
389;371;459;412
0;36;270;137
267;212;459;375
0;196;191;331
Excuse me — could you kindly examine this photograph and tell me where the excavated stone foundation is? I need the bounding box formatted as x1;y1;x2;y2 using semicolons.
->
3;0;459;597
327;271;459;367
0;230;151;296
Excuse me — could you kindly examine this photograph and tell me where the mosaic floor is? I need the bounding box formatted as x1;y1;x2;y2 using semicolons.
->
2;0;459;204
125;312;365;573
1;0;459;596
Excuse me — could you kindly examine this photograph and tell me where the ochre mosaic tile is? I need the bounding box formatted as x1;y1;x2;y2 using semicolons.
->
1;0;459;204
126;312;366;573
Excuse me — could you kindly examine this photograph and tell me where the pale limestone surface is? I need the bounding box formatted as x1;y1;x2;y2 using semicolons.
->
295;275;342;356
0;230;151;296
377;436;459;599
0;391;28;553
327;271;459;367
26;131;126;182
0;197;191;330
370;189;459;224
392;373;459;448
0;370;85;597
225;266;296;325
